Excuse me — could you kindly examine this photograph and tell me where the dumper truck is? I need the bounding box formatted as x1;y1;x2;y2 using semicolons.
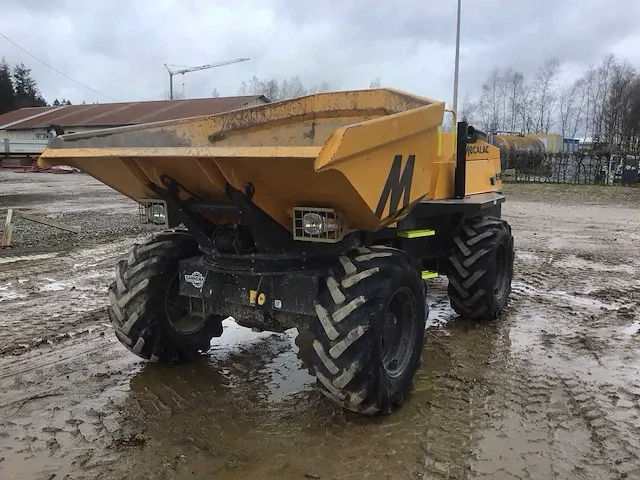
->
39;88;514;416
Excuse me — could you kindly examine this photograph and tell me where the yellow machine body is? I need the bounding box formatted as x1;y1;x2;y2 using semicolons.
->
39;88;502;232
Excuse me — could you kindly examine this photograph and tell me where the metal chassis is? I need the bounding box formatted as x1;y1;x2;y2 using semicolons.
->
145;121;505;331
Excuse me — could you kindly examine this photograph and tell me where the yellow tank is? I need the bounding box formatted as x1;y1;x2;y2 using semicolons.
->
491;134;545;154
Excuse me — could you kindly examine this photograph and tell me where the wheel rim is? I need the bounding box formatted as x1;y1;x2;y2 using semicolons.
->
164;272;207;334
380;287;418;379
494;243;509;300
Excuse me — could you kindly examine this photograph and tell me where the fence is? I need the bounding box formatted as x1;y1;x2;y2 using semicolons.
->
501;149;640;185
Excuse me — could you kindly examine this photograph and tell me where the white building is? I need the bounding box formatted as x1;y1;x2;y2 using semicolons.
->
0;95;269;157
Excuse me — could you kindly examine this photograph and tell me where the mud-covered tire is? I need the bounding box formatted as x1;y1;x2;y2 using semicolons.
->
447;216;514;320
108;229;223;364
309;246;427;415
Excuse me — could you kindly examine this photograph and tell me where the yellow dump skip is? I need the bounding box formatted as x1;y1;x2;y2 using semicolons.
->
40;88;448;231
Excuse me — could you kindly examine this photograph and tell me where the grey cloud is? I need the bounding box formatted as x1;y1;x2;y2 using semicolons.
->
1;0;639;106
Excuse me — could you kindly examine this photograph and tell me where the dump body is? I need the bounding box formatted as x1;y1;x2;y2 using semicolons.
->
40;88;501;231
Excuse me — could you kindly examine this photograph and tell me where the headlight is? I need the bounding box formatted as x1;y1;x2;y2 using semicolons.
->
293;207;347;243
150;204;166;225
137;199;168;226
302;212;339;235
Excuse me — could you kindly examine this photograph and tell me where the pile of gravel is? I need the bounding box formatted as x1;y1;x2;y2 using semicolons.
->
1;209;160;250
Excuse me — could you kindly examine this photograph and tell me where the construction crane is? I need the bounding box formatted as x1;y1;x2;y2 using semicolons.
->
164;57;250;100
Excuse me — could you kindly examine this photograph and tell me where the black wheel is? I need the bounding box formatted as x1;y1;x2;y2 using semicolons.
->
108;229;223;364
309;246;427;415
447;216;514;320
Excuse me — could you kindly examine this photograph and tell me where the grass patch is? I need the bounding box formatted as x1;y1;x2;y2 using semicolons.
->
502;182;640;206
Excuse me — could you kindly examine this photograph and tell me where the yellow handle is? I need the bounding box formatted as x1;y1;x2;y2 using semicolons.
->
445;108;457;126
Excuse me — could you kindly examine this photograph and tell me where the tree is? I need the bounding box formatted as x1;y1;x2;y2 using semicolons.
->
478;67;501;131
466;54;640;150
12;63;47;109
0;58;15;114
280;75;307;99
459;91;477;125
309;82;331;94
530;57;560;133
474;67;529;133
505;70;525;132
558;79;584;139
582;55;616;144
211;88;220;98
52;98;72;106
237;75;329;101
601;60;638;150
369;77;382;88
162;89;185;100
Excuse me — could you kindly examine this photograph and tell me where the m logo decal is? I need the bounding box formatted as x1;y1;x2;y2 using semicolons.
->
375;154;415;218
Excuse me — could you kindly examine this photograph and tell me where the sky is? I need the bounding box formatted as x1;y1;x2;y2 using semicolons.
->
1;0;640;107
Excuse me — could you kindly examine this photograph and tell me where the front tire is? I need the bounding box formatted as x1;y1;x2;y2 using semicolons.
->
108;229;223;364
447;216;514;320
309;246;427;415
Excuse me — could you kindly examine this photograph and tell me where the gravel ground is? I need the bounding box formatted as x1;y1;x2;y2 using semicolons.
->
3;211;150;250
0;170;156;250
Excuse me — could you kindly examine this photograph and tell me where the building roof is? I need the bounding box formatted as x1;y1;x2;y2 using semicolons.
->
0;95;269;130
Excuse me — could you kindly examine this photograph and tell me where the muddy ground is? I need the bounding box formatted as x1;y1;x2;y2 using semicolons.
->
1;169;639;479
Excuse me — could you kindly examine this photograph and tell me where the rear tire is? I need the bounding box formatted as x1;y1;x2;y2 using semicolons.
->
309;246;427;415
447;216;514;320
108;229;223;364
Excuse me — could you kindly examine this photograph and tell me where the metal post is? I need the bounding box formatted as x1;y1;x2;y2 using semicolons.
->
452;0;462;115
453;121;468;199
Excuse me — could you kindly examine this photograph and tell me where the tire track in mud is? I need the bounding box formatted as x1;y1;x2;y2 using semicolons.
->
0;334;142;480
0;237;143;356
0;323;307;480
513;248;640;356
417;320;500;479
463;246;640;479
469;337;640;479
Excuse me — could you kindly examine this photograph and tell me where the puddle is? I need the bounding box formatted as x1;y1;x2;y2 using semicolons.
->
114;317;498;480
207;295;458;406
209;319;276;354
0;282;27;303
553;254;637;274
512;280;619;311
40;281;67;292
425;277;457;329
624;322;640;336
516;251;541;262
427;298;456;329
261;329;315;403
0;291;28;302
